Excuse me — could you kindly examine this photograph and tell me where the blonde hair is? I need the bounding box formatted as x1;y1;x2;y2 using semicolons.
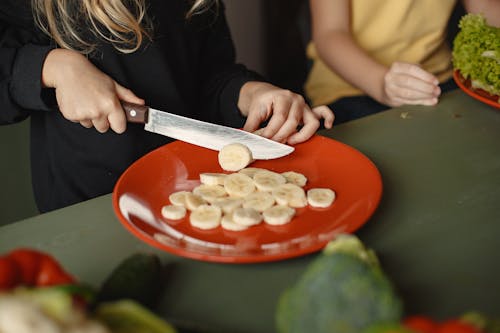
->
32;0;214;55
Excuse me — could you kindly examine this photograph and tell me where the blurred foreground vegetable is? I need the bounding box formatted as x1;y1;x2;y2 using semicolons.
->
452;14;500;98
275;234;403;333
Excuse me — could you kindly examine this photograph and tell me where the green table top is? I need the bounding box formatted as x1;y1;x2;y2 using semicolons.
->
1;90;499;332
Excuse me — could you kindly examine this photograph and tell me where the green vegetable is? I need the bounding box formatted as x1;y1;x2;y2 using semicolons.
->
275;234;403;333
452;14;500;97
95;299;177;333
97;253;169;309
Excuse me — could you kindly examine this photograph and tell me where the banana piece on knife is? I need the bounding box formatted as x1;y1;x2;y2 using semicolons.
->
218;143;254;171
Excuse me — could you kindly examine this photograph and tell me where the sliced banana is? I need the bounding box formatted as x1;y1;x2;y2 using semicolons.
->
307;188;336;208
212;197;244;214
253;170;286;192
218;143;254;172
184;192;207;211
221;212;249;231
263;205;295;225
161;205;187;220
242;191;276;212
272;183;308;208
168;190;190;207
189;204;222;230
232;207;262;226
224;173;256;197
200;172;227;186
192;184;227;203
238;167;267;179
281;171;308;187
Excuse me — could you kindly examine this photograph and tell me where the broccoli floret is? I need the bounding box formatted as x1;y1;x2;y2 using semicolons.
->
276;235;403;333
452;14;500;97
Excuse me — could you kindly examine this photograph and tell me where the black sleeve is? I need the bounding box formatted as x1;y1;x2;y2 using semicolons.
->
195;2;266;128
0;21;55;124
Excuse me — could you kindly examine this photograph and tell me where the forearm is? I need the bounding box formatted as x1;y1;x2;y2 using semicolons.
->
314;31;388;103
463;0;500;26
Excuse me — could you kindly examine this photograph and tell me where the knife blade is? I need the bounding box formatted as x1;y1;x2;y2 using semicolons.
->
122;102;294;160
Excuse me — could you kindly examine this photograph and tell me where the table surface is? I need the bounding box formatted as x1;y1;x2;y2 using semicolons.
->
1;90;499;332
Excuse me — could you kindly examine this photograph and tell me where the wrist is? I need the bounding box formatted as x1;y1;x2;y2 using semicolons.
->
41;49;84;88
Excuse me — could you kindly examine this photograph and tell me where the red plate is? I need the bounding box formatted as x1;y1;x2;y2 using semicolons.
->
112;135;382;263
453;70;500;109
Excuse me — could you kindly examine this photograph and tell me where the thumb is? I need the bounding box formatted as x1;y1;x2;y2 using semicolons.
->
115;82;145;105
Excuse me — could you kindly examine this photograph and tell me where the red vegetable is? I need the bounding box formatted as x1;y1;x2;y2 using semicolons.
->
436;319;482;333
404;315;438;333
403;316;483;333
0;248;75;290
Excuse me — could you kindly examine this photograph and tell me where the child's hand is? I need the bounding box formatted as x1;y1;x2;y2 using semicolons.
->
239;82;334;145
42;49;144;133
382;62;441;107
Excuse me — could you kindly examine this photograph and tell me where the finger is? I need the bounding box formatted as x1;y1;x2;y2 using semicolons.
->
391;62;439;85
312;105;335;128
286;109;319;145
79;120;93;128
386;77;440;101
92;116;110;133
108;108;127;134
243;104;270;134
392;96;439;106
115;83;145;105
268;100;303;143
262;97;296;139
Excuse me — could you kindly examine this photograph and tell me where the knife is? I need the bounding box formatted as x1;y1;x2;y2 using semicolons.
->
122;102;294;160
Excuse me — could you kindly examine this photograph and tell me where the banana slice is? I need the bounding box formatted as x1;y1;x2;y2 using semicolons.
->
161;204;187;220
212;197;244;214
200;172;227;186
307;188;336;208
184;192;207;211
224;173;256;197
253;170;286;192
263;205;295;225
272;183;308;208
192;184;227;203
281;171;308;187
189;204;222;230
232;207;262;226
221;212;249;231
218;143;254;172
238;167;267;178
168;190;190;207
242;191;276;212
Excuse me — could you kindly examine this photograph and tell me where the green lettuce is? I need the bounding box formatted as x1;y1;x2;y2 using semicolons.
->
452;14;500;97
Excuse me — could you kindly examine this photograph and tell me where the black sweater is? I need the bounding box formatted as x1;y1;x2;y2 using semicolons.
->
0;0;262;212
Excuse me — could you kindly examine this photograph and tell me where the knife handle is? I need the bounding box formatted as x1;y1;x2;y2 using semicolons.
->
122;101;149;124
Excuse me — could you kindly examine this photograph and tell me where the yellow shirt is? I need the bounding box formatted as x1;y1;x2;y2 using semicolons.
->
305;0;456;106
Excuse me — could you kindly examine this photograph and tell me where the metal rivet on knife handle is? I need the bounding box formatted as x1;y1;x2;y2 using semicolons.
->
122;101;149;124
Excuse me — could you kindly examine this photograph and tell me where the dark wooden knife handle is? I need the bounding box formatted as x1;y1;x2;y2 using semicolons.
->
122;101;149;124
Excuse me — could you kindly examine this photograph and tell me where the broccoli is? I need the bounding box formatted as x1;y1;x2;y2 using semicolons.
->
275;234;403;333
452;14;500;97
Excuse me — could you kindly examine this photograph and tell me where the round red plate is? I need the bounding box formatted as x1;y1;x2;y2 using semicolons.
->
112;135;382;263
453;70;500;109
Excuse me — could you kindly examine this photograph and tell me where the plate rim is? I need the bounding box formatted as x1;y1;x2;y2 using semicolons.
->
453;70;500;109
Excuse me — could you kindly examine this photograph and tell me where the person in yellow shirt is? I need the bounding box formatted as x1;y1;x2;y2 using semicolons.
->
305;0;500;124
